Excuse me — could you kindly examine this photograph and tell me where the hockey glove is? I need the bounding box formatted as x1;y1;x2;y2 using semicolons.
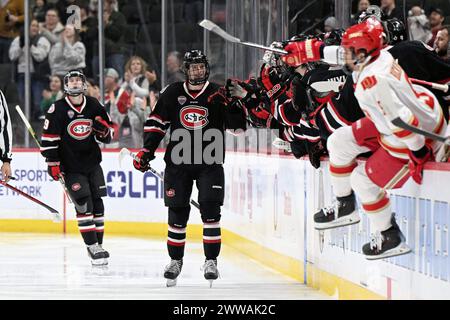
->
92;116;111;139
133;149;155;173
225;79;251;100
47;161;62;181
408;144;433;184
281;39;323;67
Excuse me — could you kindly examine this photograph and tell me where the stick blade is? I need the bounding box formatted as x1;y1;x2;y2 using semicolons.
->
199;19;240;43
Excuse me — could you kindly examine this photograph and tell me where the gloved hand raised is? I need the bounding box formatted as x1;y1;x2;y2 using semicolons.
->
408;144;433;184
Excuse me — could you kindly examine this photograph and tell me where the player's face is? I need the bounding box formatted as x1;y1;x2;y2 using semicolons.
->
68;76;83;89
435;29;449;52
188;63;206;82
343;47;366;71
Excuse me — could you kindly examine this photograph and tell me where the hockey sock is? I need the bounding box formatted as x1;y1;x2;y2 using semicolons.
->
77;213;97;246
167;224;186;260
362;191;393;232
329;161;357;197
93;214;104;245
203;221;221;260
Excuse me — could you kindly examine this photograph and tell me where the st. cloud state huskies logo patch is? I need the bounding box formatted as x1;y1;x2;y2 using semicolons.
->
67;119;93;140
180;106;209;130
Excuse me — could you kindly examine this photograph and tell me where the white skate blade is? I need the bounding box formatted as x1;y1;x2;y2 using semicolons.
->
91;258;108;266
365;243;412;260
166;278;177;287
314;211;360;230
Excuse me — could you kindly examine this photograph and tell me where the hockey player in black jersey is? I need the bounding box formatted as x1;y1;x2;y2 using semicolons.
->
40;70;114;266
132;50;246;287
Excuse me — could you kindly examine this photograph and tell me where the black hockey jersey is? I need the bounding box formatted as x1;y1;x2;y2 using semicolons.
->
143;81;246;165
40;95;113;174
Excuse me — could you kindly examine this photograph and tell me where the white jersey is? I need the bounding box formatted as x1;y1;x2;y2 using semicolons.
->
353;50;446;159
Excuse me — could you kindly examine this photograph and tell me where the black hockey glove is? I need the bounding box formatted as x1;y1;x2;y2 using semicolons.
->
307;140;327;169
133;149;155;173
92;116;110;139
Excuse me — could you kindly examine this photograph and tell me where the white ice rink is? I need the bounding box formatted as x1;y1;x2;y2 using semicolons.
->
0;233;329;300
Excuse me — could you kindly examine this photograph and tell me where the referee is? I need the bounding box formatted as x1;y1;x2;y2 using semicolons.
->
0;90;12;182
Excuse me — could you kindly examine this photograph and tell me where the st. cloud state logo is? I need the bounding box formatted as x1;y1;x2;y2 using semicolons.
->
67;119;93;140
179;105;209;130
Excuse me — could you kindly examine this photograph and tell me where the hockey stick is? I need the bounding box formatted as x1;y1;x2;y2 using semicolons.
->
0;180;61;221
118;148;201;210
410;78;449;93
391;117;450;145
199;19;288;55
15;105;74;205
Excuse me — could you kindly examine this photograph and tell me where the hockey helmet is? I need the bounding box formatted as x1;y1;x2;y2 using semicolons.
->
182;50;210;85
341;17;384;59
357;5;385;23
64;69;87;96
384;18;407;45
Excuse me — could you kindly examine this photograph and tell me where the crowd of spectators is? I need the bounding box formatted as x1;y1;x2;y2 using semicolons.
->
0;0;448;148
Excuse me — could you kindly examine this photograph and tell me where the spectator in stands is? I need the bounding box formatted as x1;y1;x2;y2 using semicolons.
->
145;69;159;110
352;0;371;24
103;67;130;147
79;5;97;78
32;0;49;23
324;16;338;32
49;23;86;77
86;77;100;100
434;25;450;61
380;0;403;21
39;8;65;45
55;0;90;25
118;56;151;148
40;75;63;116
9;18;51;120
407;5;432;43
0;0;24;63
92;0;127;80
427;8;446;47
166;51;184;85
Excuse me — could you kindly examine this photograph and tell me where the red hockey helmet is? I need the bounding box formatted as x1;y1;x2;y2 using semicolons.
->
341;17;384;59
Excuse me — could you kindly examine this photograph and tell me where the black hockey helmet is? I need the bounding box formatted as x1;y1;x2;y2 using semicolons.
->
385;18;407;45
64;69;87;96
182;49;210;85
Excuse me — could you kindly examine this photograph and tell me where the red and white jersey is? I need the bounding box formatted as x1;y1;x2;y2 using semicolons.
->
353;50;446;159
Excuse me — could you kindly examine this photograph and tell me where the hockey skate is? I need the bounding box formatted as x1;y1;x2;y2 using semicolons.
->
314;192;360;230
362;215;411;260
202;259;219;288
164;259;183;287
87;244;109;266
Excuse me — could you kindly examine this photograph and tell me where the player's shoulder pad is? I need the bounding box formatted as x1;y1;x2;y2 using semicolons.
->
85;95;104;108
160;81;184;96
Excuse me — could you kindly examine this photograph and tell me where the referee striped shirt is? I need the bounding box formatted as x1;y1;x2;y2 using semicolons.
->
0;90;12;163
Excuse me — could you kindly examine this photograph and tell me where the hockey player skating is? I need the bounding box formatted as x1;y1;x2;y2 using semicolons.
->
40;70;114;266
133;50;246;286
282;18;447;260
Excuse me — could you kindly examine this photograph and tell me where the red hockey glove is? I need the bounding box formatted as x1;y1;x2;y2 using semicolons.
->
92;116;110;138
258;64;289;103
281;39;323;67
133;149;155;173
408;144;433;184
47;161;62;181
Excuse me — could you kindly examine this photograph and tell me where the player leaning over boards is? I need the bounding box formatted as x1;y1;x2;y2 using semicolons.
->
0;89;12;183
282;18;447;260
133;50;246;287
40;70;114;266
